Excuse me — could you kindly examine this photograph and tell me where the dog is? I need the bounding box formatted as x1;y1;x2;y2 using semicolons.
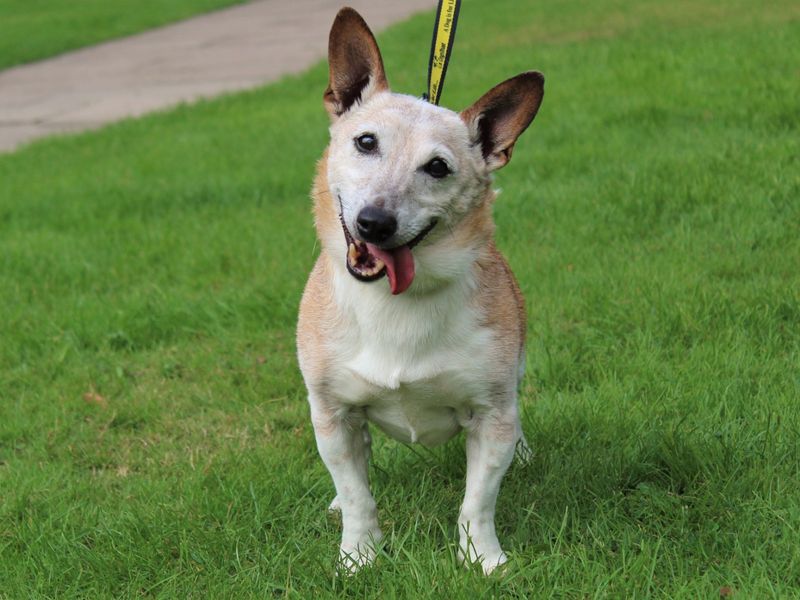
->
296;7;544;574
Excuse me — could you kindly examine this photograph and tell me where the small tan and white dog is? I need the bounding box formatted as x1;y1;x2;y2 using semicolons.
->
297;7;544;575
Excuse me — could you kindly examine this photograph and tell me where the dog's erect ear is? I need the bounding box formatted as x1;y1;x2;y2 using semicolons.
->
324;8;388;118
461;72;544;171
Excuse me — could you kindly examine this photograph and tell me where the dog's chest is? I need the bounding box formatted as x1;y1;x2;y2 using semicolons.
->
328;279;491;446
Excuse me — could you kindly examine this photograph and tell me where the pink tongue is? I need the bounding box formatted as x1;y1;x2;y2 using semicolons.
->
366;243;415;295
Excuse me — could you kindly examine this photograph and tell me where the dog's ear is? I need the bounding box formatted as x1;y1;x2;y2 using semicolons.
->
324;8;388;119
461;71;544;171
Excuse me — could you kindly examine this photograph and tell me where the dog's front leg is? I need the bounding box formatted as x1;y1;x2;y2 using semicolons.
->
458;403;520;574
310;399;382;572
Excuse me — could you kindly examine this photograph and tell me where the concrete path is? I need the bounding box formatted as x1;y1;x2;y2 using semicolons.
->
0;0;434;153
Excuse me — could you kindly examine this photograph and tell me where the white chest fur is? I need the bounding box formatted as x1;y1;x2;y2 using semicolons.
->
326;266;492;446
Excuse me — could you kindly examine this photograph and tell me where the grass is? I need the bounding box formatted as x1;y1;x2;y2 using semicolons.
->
0;0;247;70
1;0;799;596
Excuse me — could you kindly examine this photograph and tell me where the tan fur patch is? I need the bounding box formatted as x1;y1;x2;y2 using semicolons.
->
297;253;335;386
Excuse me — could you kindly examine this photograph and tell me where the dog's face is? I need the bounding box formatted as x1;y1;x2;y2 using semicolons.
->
328;93;489;283
321;9;544;295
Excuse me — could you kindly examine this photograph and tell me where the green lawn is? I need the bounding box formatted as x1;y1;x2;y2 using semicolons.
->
0;0;247;70
1;0;799;596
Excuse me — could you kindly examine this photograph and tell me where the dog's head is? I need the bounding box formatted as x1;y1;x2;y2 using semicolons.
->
321;7;544;295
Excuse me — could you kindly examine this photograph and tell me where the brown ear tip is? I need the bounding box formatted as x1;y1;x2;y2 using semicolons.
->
519;70;545;88
333;7;366;27
330;7;374;47
335;7;357;17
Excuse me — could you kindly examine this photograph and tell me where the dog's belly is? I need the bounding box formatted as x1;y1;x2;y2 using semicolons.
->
331;364;482;447
365;388;464;447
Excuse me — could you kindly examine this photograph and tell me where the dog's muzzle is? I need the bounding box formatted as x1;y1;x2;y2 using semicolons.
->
338;200;436;295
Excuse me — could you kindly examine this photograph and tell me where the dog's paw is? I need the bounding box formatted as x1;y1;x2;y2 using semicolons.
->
337;532;382;575
328;495;341;512
480;551;509;575
458;524;508;576
459;545;508;575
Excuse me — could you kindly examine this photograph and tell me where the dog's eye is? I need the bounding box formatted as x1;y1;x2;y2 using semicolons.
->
424;158;450;179
355;134;378;153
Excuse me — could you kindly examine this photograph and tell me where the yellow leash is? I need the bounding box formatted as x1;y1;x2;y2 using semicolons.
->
424;0;462;105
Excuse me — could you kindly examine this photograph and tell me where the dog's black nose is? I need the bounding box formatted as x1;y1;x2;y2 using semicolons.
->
356;206;397;244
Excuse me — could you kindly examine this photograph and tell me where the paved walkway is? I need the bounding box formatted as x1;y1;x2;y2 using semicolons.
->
0;0;434;153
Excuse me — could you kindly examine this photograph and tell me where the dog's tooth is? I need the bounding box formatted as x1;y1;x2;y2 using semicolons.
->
348;243;359;264
361;258;385;276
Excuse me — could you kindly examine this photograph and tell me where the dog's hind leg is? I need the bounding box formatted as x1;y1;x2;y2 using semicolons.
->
514;434;534;465
513;353;533;465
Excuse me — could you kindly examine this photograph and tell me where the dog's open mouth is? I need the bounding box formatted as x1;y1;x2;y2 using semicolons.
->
340;211;437;295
